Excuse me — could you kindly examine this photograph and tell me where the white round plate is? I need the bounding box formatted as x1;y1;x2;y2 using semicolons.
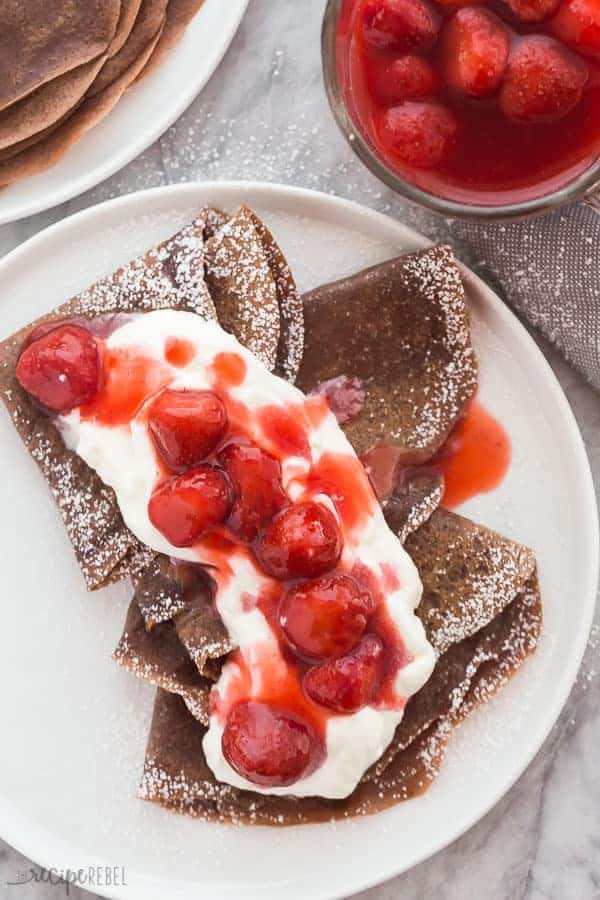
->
0;183;597;900
0;1;249;226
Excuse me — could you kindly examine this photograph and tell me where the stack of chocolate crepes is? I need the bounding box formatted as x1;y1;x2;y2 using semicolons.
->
0;0;204;186
0;205;542;825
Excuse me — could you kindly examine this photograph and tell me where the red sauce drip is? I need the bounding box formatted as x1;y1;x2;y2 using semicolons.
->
257;404;312;460
213;642;331;740
304;394;331;430
433;401;511;507
360;443;405;500
338;0;600;204
380;562;401;593
80;346;171;426
165;337;196;368
303;451;377;532
351;562;412;710
211;352;247;388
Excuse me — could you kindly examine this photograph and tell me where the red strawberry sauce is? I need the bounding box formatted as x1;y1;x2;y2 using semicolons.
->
432;400;511;507
337;0;600;203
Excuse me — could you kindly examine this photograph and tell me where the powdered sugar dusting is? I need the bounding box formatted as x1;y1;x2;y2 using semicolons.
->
205;207;281;371
400;245;478;450
113;633;210;726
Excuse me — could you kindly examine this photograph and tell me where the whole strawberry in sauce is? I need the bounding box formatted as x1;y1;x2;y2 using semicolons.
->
279;573;375;662
552;0;600;54
256;501;343;580
304;635;385;713
378;100;458;167
440;7;511;97
362;0;441;50
218;441;287;543
148;389;229;470
148;465;231;547
222;700;322;787
500;36;588;122
16;324;100;413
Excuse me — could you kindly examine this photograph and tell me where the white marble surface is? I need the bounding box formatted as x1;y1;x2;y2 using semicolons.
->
0;2;598;898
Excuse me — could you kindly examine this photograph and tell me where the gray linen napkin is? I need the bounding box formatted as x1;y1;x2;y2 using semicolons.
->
450;202;600;393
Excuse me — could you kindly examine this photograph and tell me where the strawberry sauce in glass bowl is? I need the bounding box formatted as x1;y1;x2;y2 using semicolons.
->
324;0;600;215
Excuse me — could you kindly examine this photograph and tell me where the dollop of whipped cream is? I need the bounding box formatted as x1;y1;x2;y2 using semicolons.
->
57;310;435;799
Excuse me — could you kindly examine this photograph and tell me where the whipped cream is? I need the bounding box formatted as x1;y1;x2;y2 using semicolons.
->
57;310;435;799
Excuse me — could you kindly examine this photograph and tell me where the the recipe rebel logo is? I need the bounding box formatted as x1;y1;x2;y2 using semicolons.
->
6;865;128;895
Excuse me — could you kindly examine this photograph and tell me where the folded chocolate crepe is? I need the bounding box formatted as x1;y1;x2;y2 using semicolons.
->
204;205;305;382
0;207;299;589
0;1;121;112
297;246;478;497
114;556;232;684
0;212;215;588
136;510;541;824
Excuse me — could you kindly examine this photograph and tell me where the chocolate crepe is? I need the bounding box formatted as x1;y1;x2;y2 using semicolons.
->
136;510;541;823
0;0;206;185
0;23;164;186
245;209;305;383
107;0;144;58
0;212;216;589
113;599;212;724
203;205;303;382
0;57;107;152
0;1;121;112
204;206;283;373
87;0;169;98
120;557;232;675
383;470;444;543
297;245;478;494
0;206;303;588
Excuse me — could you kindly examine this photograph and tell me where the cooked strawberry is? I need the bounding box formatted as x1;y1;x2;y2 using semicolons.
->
505;0;560;22
256;501;342;580
148;465;231;547
218;441;287;542
279;573;374;662
441;8;511;98
148;389;228;470
222;701;322;787
16;324;100;414
432;0;481;6
362;0;440;51
552;0;600;56
378;100;458;167
500;36;588;123
368;54;440;104
303;634;384;713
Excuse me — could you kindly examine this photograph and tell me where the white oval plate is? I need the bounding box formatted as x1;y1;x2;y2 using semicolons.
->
0;1;249;226
0;183;597;900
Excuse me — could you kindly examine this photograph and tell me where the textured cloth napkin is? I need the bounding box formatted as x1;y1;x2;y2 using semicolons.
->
450;201;600;393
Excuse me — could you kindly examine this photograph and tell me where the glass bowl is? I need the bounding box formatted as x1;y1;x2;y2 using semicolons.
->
322;0;600;221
